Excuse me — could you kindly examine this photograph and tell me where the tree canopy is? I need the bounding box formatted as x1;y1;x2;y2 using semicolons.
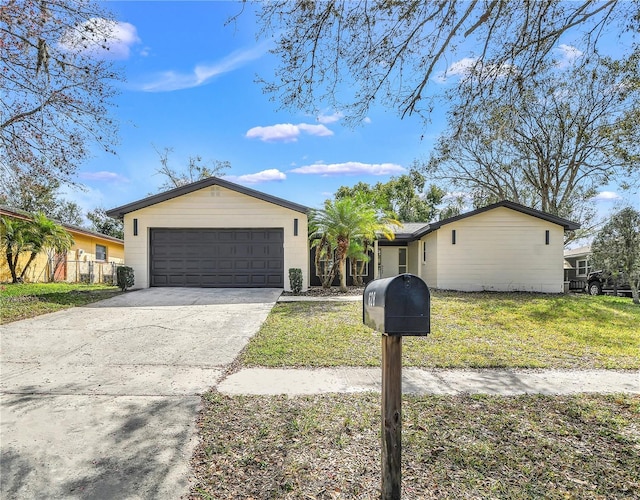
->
87;208;123;239
590;207;640;304
1;0;121;190
153;146;231;192
255;0;632;124
0;178;84;226
334;169;445;222
426;54;639;243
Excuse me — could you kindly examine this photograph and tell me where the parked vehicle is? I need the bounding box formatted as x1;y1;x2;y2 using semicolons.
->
586;270;633;297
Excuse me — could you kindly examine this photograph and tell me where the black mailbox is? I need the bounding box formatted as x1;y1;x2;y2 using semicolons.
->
363;273;430;336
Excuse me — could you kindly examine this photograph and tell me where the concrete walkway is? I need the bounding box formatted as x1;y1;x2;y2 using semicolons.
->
218;367;640;396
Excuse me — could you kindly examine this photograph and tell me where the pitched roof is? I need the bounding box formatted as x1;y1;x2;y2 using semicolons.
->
384;200;580;243
106;176;310;219
564;245;591;258
0;205;124;244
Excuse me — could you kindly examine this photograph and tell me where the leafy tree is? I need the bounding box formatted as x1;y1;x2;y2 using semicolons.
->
590;207;640;305
1;0;121;189
87;208;123;239
310;196;397;291
427;54;640;243
253;1;629;124
154;146;230;192
0;212;73;283
0;178;84;226
335;169;445;222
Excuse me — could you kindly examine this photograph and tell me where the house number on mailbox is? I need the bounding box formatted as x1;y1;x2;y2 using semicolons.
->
367;291;376;307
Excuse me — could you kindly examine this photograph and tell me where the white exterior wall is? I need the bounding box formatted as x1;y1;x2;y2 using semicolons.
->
407;241;420;276
434;207;565;293
122;185;308;291
420;232;438;289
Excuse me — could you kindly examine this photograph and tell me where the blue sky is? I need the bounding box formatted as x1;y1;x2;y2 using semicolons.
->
67;1;638;221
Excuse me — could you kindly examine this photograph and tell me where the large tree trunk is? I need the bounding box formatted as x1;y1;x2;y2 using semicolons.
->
338;258;347;292
336;236;349;292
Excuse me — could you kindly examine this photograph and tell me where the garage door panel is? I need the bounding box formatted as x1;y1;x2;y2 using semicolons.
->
150;228;284;288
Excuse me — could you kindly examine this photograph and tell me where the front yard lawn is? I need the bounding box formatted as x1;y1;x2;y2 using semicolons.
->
191;392;640;499
242;291;639;369
0;282;121;324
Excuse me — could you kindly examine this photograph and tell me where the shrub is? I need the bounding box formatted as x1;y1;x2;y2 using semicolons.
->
116;266;135;292
289;268;303;295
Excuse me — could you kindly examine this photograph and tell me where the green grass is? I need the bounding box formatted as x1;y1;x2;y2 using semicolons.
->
0;282;121;324
191;392;640;499
242;291;640;369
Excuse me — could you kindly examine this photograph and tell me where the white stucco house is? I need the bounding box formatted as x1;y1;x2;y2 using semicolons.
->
373;201;580;293
108;179;578;293
106;177;309;291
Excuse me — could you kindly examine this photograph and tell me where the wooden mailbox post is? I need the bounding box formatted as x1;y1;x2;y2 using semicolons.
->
363;273;431;500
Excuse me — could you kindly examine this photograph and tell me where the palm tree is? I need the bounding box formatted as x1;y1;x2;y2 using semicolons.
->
19;213;74;282
310;196;399;292
1;213;73;283
1;216;30;283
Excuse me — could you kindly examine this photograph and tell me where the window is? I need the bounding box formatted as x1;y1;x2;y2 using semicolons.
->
422;241;428;263
294;218;299;236
576;259;589;277
398;248;407;274
452;230;456;245
133;218;138;236
96;244;107;261
545;230;550;245
349;259;369;277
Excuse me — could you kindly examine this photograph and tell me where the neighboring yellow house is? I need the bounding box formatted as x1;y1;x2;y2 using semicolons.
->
0;206;124;284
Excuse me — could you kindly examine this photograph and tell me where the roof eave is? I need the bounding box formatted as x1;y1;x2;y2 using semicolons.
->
106;176;310;219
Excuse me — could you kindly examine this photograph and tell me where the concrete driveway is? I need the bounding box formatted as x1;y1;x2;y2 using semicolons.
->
0;287;280;499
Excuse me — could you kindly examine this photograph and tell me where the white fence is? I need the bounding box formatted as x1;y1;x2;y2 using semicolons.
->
64;260;118;285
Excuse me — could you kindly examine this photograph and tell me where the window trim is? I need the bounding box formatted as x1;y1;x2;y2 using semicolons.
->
349;258;369;277
576;258;589;277
95;244;107;262
398;247;408;274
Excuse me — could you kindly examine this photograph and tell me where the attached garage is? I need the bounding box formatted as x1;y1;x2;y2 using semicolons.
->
149;228;284;287
106;177;309;291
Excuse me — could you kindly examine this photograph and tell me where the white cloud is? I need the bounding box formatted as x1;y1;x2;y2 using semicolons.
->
592;191;621;201
555;44;583;68
246;123;333;143
60;18;140;60
317;111;343;124
363;117;372;124
140;42;270;92
224;169;286;184
434;57;514;83
434;57;477;83
298;123;334;136
290;161;405;176
79;170;129;183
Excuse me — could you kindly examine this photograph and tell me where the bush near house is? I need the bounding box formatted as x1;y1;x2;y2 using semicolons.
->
116;265;135;291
